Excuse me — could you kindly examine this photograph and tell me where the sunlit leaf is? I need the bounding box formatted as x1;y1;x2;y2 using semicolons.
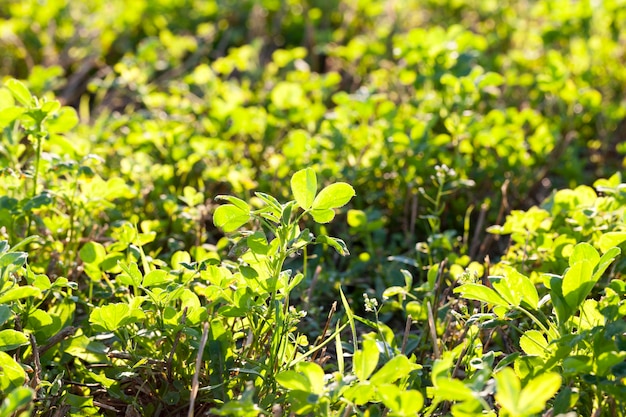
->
0;351;25;391
310;208;335;223
518;372;561;414
598;232;626;254
370;355;419;385
276;370;311;392
494;368;521;415
454;283;508;308
311;183;355;210
519;330;548;357
354;338;379;382
0;329;29;351
291;168;317;210
562;260;593;311
89;303;133;332
5;79;32;107
315;235;349;256
213;204;250;232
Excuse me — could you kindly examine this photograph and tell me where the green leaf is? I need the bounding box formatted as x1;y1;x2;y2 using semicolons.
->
79;242;106;265
339;286;358;351
276;370;311;392
0;88;14;110
291;168;317;210
0;251;27;269
270;81;304;110
598;232;626;254
213;203;250;232
549;276;573;326
569;242;599;268
518;372;561;414
563;355;592;374
33;274;51;291
477;72;504;88
492;267;539;309
254;192;282;218
343;382;375;406
41;100;61;114
118;261;142;288
315;235;350;256
369;355;418;385
454;283;508;307
215;195;249;212
494;368;521;415
0;386;33;416
354;339;379;382
311;182;355;210
0;286;42;304
596;351;626;376
296;362;325;395
347;209;367;228
0;329;29;351
142;270;169;287
593;247;620;282
47;106;78;133
26;309;53;332
0;106;25;129
377;384;424;416
247;231;269;255
310;208;335;223
5;79;32;107
562;260;594;312
0;351;26;391
519;330;548;357
0;305;11;326
89;303;133;332
433;378;476;402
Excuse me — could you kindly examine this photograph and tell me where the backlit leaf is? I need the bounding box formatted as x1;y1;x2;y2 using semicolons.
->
79;242;106;265
142;270;169;287
598;232;626;254
593;247;620;282
296;362;325;395
518;372;561;414
562;260;594;311
0;286;41;304
0;351;25;391
315;235;350;256
519;330;548;357
89;303;132;332
5;79;32;107
310;208;335;223
433;378;476;402
354;338;379;381
213;204;250;232
569;242;599;268
276;370;311;392
291;168;317;210
311;182;355;210
377;384;424;416
0;329;29;351
370;355;419;385
454;283;508;308
494;368;520;415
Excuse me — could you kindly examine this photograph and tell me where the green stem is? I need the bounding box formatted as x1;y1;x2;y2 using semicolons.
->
515;305;550;335
32;133;43;199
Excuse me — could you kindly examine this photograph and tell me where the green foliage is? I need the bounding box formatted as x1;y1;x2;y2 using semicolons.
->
2;1;626;415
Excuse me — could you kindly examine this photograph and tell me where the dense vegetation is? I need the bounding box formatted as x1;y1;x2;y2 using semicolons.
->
1;0;626;415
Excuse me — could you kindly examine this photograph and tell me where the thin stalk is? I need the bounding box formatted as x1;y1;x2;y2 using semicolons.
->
514;305;550;335
374;307;391;359
31;133;44;198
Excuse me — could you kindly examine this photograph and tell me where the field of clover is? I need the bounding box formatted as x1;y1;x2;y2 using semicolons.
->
1;0;626;416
